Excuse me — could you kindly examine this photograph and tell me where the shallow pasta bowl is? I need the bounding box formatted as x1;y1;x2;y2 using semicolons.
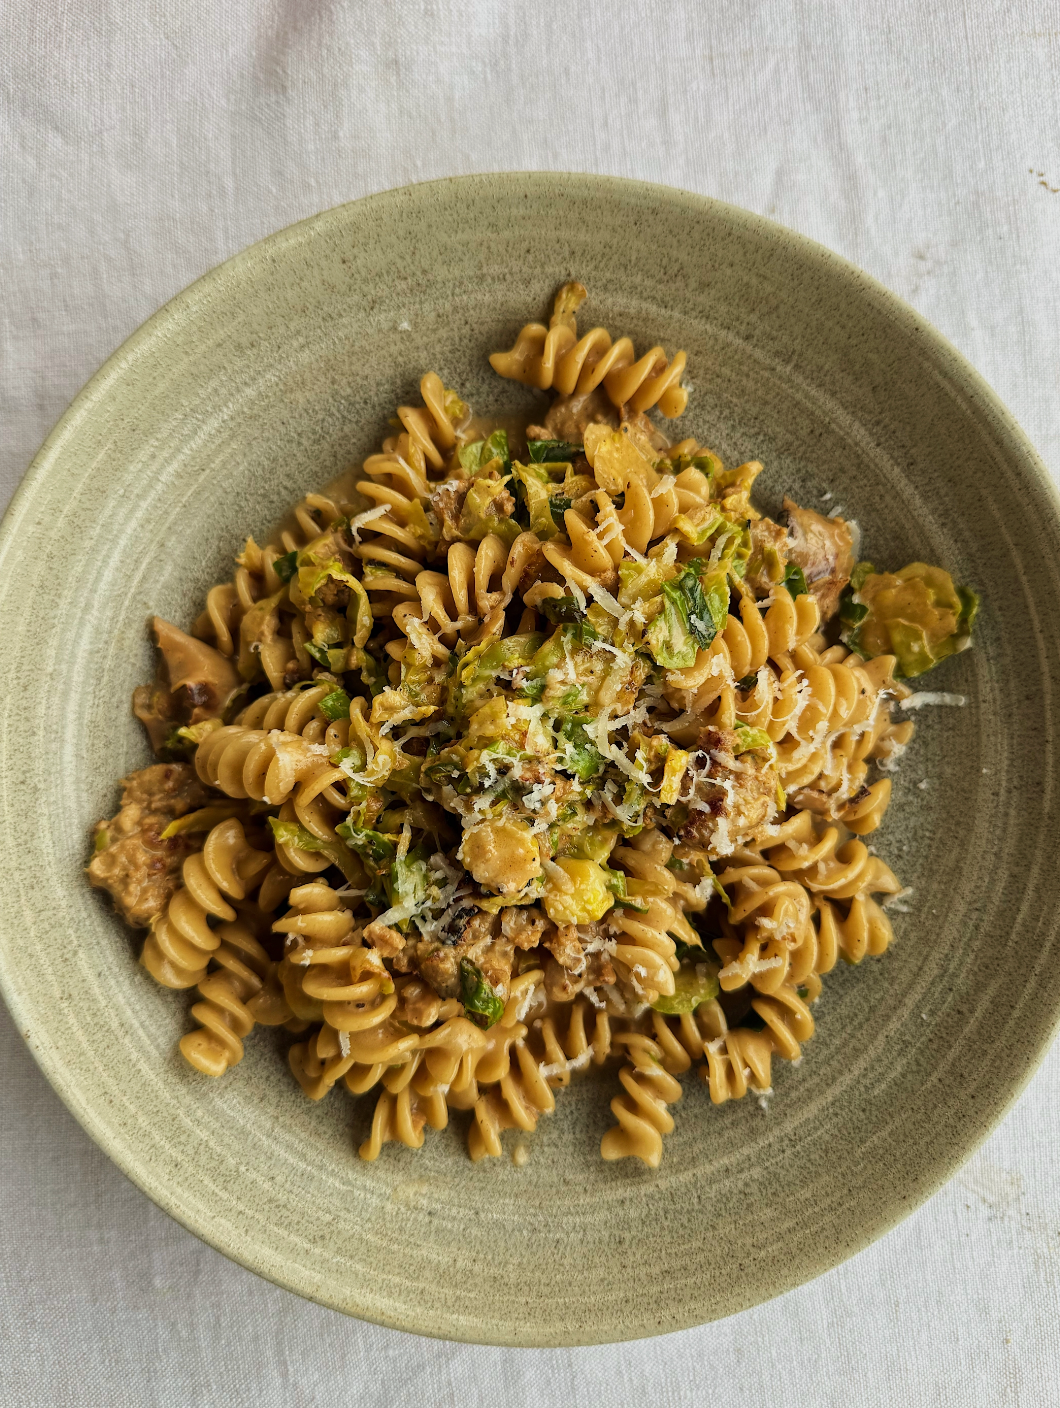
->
1;173;1059;1346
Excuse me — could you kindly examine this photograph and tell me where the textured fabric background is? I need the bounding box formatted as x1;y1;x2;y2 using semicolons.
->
3;2;1059;1403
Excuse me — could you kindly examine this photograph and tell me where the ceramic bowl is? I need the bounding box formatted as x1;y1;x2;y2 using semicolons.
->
2;174;1059;1346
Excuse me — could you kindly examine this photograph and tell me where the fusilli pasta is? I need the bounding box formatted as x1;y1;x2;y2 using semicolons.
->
88;282;978;1168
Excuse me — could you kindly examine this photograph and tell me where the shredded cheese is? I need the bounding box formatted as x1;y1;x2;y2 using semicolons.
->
347;505;392;542
899;692;968;710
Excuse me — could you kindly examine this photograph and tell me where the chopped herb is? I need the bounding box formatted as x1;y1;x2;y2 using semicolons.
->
459;958;505;1029
736;672;759;691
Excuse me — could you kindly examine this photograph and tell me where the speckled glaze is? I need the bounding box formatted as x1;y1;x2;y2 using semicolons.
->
2;175;1059;1346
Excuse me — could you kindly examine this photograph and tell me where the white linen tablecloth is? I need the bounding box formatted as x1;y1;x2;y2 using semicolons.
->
3;2;1059;1403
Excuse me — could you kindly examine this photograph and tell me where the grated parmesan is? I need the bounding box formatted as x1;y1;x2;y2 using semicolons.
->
899;692;968;710
347;504;392;542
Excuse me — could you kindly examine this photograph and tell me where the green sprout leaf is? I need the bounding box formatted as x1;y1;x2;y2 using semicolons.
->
268;817;329;853
335;821;398;873
651;963;720;1015
318;687;351;722
274;550;298;584
541;595;587;626
783;562;808;598
557;716;606;781
673;938;712;964
267;817;367;888
384;852;430;929
305;641;348;671
527;439;580;463
732;723;775;755
647;578;697;669
459;429;511;475
957;585;980;636
459;958;505;1029
850;561;876;592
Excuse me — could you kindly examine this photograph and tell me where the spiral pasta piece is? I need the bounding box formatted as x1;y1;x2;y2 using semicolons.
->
190;494;346;688
465;976;614;1160
763;591;821;660
599;1031;683;1168
195;726;345;808
764;814;901;901
467;1037;557;1161
178;916;275;1076
354;478;434;606
712;856;815;996
276;881;396;1037
606;893;680;1001
490;283;688;416
291;970;458;1104
141;818;273;990
235;682;342;742
602;345;688;417
401;531;539;649
815;893;895;966
359;1084;449;1160
355;1013;492;1160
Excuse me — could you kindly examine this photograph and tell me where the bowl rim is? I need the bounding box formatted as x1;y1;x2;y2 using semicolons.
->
3;170;1060;1343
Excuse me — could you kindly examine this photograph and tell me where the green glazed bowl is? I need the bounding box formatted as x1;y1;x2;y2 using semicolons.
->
2;174;1058;1346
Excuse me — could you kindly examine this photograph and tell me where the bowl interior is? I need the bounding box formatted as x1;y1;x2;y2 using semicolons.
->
2;174;1059;1345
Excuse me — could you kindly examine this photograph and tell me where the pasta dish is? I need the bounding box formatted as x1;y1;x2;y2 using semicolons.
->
88;284;977;1167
